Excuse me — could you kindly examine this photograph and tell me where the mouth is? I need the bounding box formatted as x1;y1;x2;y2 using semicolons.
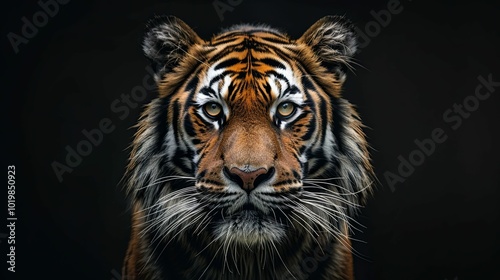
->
207;197;289;244
231;202;269;225
241;201;257;212
221;200;265;222
205;190;294;225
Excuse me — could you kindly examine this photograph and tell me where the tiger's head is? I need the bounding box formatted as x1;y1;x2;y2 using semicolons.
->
126;15;373;251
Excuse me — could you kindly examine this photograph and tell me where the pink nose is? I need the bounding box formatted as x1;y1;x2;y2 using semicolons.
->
226;167;273;192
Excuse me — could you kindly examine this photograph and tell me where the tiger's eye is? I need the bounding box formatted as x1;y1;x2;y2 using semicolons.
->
277;102;295;118
204;102;222;118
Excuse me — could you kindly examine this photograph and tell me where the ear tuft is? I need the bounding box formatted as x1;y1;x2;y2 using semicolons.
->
298;16;358;79
143;15;202;78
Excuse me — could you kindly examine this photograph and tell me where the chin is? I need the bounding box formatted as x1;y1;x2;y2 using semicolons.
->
212;209;287;246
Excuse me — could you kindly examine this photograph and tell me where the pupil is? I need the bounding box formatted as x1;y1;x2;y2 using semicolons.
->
280;103;293;115
207;103;220;116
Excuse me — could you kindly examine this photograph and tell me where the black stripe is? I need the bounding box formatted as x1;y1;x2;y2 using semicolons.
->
183;115;196;137
259;57;286;69
331;98;347;153
212;32;243;41
185;75;199;92
200;179;224;186
171;100;181;143
193;117;209;130
208;35;290;65
273;179;293;187
209;37;242;46
226;82;236;102
301;74;315;90
194;111;214;127
207;46;245;64
209;70;234;87
292;170;301;180
172;148;194;174
228;81;244;103
264;70;290;88
192;138;201;145
259;82;272;103
214;30;287;42
299;119;315;142
185;74;200;113
258;36;291;45
257;43;296;65
317;93;328;145
214;58;241;70
282;85;299;96
196;170;207;180
299;145;307;155
307;157;328;176
154;96;171;153
199;87;217;98
301;74;328;146
249;29;289;37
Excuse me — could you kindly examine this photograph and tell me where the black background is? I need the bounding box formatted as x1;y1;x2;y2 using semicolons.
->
2;0;499;279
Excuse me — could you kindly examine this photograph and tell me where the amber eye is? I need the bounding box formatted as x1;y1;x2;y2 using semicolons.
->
203;102;223;118
277;102;296;118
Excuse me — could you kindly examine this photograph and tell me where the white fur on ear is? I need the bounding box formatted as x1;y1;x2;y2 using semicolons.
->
298;16;358;80
143;15;202;79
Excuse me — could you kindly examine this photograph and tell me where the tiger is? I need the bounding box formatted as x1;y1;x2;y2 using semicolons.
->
122;15;374;280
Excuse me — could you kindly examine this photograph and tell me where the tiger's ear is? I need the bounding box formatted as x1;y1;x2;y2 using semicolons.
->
143;16;203;78
298;16;357;80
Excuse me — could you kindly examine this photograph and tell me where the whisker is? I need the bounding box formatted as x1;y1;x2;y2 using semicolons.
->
137;175;196;191
300;191;366;231
197;239;223;280
302;184;361;208
270;240;296;280
303;179;373;196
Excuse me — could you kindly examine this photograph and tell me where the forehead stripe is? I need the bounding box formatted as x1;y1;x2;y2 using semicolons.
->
208;71;232;87
258;58;286;69
199;87;217;98
214;58;242;71
282;85;299;96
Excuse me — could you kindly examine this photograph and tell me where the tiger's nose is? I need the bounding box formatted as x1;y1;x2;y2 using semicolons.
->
224;167;275;192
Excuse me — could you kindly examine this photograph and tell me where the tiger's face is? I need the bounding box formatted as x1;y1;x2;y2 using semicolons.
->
190;54;313;244
127;16;373;250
